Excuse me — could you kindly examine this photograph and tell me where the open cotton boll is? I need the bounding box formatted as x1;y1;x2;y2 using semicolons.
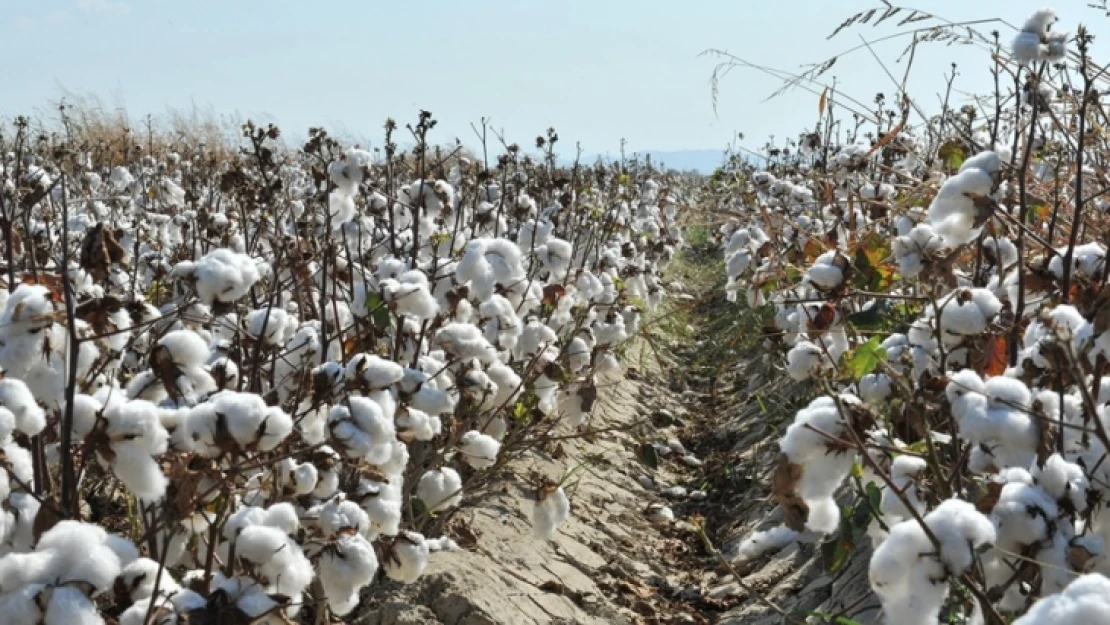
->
117;558;180;603
1011;8;1062;66
204;391;293;452
1048;242;1106;281
434;323;498;364
417;467;463;513
0;378;45;437
880;455;927;521
532;483;571;541
395;407;441;442
243;307;294;346
935;288;1002;346
870;499;995;625
345;353;404;391
327;397;396;464
172;248;262;306
779;395;863;533
41;585;100;625
485;362;522;407
458;430;500;469
456;238;525;300
737;526;800;561
926;164;994;246
235;524;313;601
1013;572;1110;624
537;238;572;275
805;251;848;291
785;341;826;381
380;270;440;320
382;531;430;584
1034;453;1090;513
318;531;378;616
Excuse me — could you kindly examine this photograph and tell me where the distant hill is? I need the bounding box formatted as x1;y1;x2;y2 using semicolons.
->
568;149;727;174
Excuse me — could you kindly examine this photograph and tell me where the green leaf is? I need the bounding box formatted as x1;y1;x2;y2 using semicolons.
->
845;336;887;380
938;140;966;171
364;291;393;329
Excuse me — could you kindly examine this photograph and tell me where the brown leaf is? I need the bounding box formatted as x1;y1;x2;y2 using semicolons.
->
772;453;808;532
809;303;837;334
976;480;1004;514
976;334;1009;378
542;284;565;307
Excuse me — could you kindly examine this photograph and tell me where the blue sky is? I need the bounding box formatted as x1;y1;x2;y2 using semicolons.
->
1;1;1104;155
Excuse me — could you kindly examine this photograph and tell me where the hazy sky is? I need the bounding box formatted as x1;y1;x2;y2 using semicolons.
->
1;1;1105;155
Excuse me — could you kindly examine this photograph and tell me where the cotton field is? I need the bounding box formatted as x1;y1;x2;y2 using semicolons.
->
717;6;1110;625
0;112;686;622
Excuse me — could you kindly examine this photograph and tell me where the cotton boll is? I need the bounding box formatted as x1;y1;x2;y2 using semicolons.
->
870;499;994;625
434;323;498;364
736;526;800;561
314;497;371;537
416;467;463;513
458;430;500;469
859;373;892;404
1013;573;1110;624
317;532;378;616
532;483;571;541
380;270;440;321
172;248;262;306
327;397;396;464
345;353;405;391
382;532;430;584
485;362;522;407
779;395;861;533
42;586;100;625
395;407;441;442
0;379;45;437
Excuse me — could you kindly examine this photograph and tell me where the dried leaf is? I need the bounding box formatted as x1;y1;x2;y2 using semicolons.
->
818;87;829;117
773;453;809;532
977;334;1008;378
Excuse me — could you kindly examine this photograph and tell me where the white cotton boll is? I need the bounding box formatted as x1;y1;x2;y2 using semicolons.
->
383;532;430;584
993;480;1056;549
328;397;396;464
434;322;498;364
417;468;463;513
532;485;571;541
0;379;44;437
1014;573;1110;624
1035;453;1090;513
345;353;404;390
881;455;927;521
381;271;440;321
779;396;858;533
1049;242;1106;281
356;480;403;539
736;526;800;561
859;373;892;404
42;586;100;625
456;238;525;300
0;583;45;624
118;558;179;602
936;288;1001;344
174;248;262;305
870;499;994;624
927;166;994;246
235;525;313;600
243;307;294;346
458;430;500;469
805;251;846;291
210;391;294;452
112;446;168;502
786;342;824;381
157;330;210;369
315;497;370;537
318;532;378;616
395;407;441;442
485;362;522;407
